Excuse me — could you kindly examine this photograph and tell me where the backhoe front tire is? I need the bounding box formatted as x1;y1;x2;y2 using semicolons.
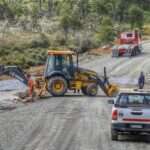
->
48;76;67;96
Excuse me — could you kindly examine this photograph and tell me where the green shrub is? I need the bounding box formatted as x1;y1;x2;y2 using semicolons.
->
143;25;150;36
128;5;144;29
144;11;150;24
95;17;115;45
30;33;50;48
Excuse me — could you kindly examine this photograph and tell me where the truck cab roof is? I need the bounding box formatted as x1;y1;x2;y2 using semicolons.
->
119;88;150;94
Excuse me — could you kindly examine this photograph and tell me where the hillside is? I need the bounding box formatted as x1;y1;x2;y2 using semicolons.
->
0;0;150;68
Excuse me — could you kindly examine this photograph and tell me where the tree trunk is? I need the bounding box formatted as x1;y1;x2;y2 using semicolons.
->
39;0;42;10
48;0;53;17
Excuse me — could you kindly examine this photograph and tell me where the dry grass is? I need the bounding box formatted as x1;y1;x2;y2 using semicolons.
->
143;25;150;36
0;75;12;80
28;65;44;76
88;45;112;55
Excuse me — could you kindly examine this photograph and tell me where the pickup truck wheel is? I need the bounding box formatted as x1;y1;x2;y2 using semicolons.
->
111;129;118;141
48;76;67;96
131;49;136;56
137;47;141;54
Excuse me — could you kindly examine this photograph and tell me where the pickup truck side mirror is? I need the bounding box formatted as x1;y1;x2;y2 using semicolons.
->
108;99;114;104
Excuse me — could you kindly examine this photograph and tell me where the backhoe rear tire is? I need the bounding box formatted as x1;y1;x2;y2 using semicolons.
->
81;87;87;95
86;83;98;96
48;76;67;96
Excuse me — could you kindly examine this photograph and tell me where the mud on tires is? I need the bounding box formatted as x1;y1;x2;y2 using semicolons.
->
86;83;98;96
48;76;67;96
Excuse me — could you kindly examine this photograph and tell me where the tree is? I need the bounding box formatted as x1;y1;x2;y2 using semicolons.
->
95;17;115;44
59;1;82;39
59;2;72;39
79;0;90;17
128;5;144;29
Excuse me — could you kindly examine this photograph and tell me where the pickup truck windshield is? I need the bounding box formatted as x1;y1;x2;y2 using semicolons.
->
116;93;150;107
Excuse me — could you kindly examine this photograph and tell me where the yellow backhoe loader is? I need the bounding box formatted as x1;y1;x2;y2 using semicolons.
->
0;50;119;97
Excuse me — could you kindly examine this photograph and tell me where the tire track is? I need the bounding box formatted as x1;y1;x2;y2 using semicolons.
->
19;99;82;150
7;99;67;150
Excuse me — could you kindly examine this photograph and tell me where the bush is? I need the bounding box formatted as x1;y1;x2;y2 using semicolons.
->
66;32;96;53
0;34;49;68
48;31;67;47
95;17;115;45
11;42;30;51
30;33;50;48
128;5;144;29
144;11;150;24
75;36;96;53
143;25;150;36
0;4;14;20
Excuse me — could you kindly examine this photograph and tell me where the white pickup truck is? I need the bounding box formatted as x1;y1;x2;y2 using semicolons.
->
110;89;150;141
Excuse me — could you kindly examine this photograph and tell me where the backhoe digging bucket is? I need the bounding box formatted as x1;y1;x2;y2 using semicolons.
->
96;67;119;97
96;77;119;97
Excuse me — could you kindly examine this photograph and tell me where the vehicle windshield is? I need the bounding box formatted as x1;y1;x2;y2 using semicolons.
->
45;55;73;76
126;33;133;37
116;93;150;107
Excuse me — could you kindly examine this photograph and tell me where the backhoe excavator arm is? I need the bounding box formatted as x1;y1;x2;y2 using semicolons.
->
0;65;28;85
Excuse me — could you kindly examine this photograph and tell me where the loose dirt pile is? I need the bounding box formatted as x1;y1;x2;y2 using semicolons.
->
88;45;112;55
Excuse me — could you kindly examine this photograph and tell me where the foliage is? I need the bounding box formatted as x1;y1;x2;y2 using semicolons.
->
59;0;82;38
0;0;149;68
30;33;50;48
128;5;144;29
95;17;115;44
0;33;49;68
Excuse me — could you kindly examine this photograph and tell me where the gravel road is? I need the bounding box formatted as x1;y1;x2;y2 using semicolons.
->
0;41;150;150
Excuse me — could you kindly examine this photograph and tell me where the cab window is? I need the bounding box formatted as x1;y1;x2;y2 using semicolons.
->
116;93;150;107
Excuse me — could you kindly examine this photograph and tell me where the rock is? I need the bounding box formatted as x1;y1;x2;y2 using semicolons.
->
17;91;28;99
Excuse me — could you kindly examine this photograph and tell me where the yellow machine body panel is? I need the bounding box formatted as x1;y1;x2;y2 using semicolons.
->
106;84;119;97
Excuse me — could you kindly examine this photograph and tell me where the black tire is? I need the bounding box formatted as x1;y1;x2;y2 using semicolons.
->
137;46;142;54
86;83;98;96
133;47;140;56
112;49;118;57
111;129;118;141
134;47;137;54
48;76;67;96
131;49;135;56
81;87;87;95
135;49;138;55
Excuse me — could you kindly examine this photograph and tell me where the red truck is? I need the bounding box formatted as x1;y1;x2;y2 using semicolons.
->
112;31;142;57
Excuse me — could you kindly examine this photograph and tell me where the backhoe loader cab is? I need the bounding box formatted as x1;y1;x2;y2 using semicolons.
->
44;50;118;97
45;50;76;79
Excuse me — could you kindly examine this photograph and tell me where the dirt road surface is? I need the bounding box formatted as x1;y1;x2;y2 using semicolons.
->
0;41;150;150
